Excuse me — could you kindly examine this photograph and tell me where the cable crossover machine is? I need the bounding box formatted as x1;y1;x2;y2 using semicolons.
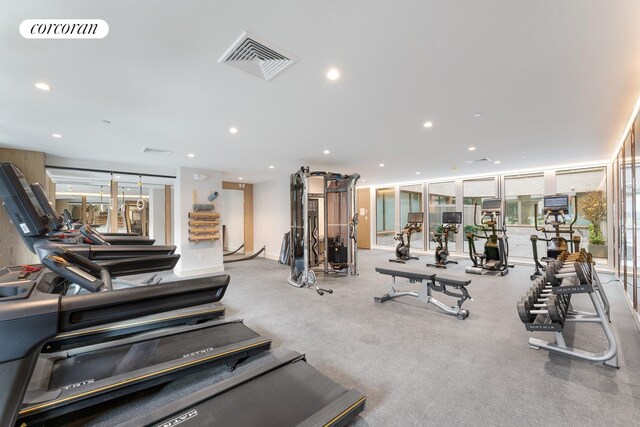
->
288;166;360;294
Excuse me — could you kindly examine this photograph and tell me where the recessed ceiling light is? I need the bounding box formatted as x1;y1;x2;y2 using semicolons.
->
115;175;121;179
326;68;340;80
229;127;238;134
416;172;421;175
35;82;51;91
494;160;501;164
379;163;385;167
468;146;476;151
238;177;243;181
52;133;62;139
521;156;527;159
188;153;195;158
323;149;330;154
269;165;275;169
361;179;366;182
423;121;433;128
473;112;483;118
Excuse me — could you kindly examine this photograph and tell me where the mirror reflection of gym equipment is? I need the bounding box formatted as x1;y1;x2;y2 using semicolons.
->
465;198;513;276
530;194;580;280
48;167;174;245
426;211;462;269
288;167;359;294
389;212;423;263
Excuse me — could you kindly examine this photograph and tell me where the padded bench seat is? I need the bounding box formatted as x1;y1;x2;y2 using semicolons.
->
375;267;435;282
374;266;472;319
375;267;471;287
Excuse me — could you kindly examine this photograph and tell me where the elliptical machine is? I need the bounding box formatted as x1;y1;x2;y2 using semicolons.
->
426;211;461;269
530;194;580;280
389;212;423;264
465;199;512;276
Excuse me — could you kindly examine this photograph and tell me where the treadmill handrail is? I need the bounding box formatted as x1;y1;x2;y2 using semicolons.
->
59;275;230;332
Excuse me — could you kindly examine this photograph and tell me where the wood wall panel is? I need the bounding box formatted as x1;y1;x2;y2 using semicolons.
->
0;147;46;265
357;187;371;249
221;181;254;253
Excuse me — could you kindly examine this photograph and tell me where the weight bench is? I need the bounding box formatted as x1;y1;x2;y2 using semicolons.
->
374;267;472;319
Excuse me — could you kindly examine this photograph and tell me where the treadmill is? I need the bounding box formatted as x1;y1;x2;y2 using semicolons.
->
27;248;226;350
0;260;272;426
2;162;231;343
30;182;155;245
0;162;176;261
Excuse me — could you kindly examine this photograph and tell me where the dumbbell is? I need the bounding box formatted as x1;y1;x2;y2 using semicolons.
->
517;297;564;324
521;290;569;319
522;279;571;313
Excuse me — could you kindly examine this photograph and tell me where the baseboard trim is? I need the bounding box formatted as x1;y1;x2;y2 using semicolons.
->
174;264;225;278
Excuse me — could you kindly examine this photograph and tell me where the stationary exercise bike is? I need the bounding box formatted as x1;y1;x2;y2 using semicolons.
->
530;194;580;280
426;211;462;269
389;212;423;264
465;199;512;276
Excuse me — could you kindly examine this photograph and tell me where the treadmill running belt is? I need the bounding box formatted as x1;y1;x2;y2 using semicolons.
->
48;322;257;390
164;361;350;426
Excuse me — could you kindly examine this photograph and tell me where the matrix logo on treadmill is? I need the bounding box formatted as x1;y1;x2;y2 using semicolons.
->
60;379;95;390
156;410;198;427
182;347;214;358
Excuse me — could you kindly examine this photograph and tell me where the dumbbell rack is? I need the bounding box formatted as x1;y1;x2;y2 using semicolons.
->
517;252;618;368
188;211;220;243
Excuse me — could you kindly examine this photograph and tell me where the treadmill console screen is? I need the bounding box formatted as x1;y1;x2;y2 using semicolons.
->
31;183;62;229
543;195;569;212
482;199;502;212
407;212;423;224
0;162;49;238
442;211;462;224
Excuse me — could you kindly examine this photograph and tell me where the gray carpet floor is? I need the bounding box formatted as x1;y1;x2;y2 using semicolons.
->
57;250;640;426
219;250;640;426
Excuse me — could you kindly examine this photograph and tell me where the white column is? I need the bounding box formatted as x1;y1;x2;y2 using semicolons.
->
173;167;224;277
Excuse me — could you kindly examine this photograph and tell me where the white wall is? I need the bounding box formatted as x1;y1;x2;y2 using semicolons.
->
148;187;165;244
253;175;290;260
173;167;224;277
220;189;244;251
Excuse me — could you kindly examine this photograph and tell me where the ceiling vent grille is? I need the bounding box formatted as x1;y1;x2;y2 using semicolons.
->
141;147;174;156
219;31;297;81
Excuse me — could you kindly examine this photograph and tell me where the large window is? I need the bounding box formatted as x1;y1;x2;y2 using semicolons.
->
399;184;424;250
428;182;456;251
504;174;544;259
463;178;496;253
556;167;607;262
376;188;396;246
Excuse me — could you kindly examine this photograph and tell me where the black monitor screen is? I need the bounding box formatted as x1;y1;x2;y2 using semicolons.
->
407;212;423;223
442;211;462;224
0;162;49;238
31;183;62;229
482;199;502;211
544;195;569;211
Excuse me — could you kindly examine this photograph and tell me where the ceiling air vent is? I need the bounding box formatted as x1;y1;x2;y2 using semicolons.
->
141;147;174;156
464;158;491;164
219;31;297;81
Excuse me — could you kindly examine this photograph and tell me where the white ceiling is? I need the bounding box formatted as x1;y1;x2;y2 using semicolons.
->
1;1;639;185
